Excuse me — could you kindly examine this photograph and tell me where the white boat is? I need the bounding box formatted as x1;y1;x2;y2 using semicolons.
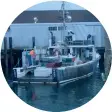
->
13;1;100;84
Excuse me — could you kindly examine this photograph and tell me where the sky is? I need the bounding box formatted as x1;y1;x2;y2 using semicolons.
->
27;1;85;11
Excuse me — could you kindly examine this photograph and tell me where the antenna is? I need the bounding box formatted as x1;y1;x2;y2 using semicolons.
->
62;1;66;43
61;1;72;43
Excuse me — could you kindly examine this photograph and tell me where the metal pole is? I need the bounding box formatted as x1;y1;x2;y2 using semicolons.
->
32;37;35;48
62;1;66;42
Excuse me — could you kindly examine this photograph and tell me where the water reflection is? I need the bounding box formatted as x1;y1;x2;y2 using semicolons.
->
50;86;59;104
25;84;37;102
11;72;104;111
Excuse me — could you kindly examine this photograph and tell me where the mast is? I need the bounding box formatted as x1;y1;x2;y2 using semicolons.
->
60;1;72;54
62;1;66;43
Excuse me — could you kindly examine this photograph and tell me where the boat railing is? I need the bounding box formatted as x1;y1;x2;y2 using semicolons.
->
66;40;94;45
57;57;99;70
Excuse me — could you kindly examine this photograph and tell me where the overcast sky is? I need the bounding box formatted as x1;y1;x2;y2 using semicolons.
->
27;1;85;11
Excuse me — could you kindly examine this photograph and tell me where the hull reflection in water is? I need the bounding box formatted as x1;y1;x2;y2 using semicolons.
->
11;71;104;111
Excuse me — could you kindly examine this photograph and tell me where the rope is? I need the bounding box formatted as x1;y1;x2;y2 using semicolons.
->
14;57;22;68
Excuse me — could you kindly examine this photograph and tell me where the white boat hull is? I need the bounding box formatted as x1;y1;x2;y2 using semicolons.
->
34;67;52;77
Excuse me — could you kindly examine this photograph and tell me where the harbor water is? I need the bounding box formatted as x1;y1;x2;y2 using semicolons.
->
10;69;105;112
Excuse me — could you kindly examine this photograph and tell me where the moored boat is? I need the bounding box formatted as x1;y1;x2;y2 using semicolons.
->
13;1;100;85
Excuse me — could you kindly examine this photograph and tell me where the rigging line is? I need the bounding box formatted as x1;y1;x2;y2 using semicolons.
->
14;57;22;68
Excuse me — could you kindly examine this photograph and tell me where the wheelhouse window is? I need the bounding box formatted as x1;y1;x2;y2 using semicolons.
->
48;26;57;31
58;26;67;30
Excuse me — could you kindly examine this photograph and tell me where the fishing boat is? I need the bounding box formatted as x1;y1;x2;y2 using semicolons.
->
13;1;100;84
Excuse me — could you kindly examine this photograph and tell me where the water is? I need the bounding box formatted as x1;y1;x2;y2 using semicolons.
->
10;71;104;112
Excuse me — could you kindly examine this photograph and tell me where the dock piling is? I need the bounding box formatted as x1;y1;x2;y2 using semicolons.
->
9;37;14;70
32;37;35;48
9;37;14;79
4;37;8;79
